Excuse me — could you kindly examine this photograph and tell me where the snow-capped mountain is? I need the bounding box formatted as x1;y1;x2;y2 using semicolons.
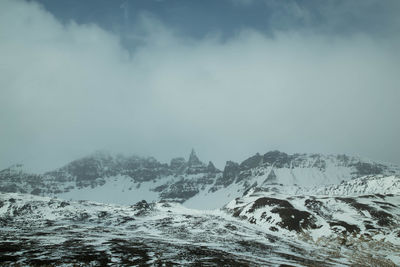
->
1;150;399;209
1;150;400;266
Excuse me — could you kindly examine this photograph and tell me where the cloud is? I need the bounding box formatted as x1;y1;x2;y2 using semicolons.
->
1;0;400;172
230;0;400;37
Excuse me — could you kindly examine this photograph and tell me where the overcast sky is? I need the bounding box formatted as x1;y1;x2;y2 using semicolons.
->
1;0;400;172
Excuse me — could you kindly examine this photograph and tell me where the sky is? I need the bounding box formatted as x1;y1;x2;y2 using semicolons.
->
1;0;400;172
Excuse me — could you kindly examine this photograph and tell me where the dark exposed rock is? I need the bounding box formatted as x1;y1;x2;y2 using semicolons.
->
304;198;324;217
216;161;240;188
351;162;384;176
131;200;152;216
329;221;360;234
240;153;263;170
248;197;294;213
364;223;377;230
62;152;115;182
262;151;292;168
31;188;41;195
271;208;318;232
335;197;394;226
118;156;172;182
242;182;258;196
206;161;220;173
160;180;199;202
59;201;70;208
170;157;186;171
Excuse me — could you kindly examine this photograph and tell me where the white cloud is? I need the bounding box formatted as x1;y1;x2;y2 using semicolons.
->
1;0;400;171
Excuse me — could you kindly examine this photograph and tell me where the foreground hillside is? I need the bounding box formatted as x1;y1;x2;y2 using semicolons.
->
1;192;399;266
0;193;332;266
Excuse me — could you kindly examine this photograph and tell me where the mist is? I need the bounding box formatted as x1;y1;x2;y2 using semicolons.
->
1;0;400;172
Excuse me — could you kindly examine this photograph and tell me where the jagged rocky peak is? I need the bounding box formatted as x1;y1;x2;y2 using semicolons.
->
188;149;203;167
185;149;208;174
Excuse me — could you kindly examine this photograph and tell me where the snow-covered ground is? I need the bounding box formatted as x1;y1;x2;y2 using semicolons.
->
1;151;400;266
0;192;345;266
1;191;399;266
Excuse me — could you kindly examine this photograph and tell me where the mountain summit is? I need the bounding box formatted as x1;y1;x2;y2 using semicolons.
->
188;149;203;167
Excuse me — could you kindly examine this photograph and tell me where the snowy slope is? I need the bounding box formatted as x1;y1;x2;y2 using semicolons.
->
1;192;399;266
311;175;400;196
0;193;341;266
224;187;400;265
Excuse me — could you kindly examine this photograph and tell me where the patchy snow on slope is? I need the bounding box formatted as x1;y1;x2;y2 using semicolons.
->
0;192;341;267
311;175;400;196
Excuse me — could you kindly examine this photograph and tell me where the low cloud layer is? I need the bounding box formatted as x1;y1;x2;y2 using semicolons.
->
1;0;400;172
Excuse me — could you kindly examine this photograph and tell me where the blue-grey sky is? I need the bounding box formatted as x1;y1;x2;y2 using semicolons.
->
1;0;400;172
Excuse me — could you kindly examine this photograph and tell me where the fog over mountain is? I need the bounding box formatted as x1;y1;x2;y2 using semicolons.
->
1;0;400;172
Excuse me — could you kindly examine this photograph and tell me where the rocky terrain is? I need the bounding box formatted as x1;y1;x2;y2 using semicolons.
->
225;181;400;263
1;192;398;266
0;193;336;266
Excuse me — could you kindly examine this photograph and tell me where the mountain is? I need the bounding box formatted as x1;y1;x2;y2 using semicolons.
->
0;150;399;208
1;150;400;266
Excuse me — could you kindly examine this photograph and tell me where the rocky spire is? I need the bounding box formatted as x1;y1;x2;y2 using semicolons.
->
188;149;202;167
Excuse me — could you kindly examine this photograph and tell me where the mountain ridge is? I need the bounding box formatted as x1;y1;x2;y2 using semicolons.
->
1;150;399;209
